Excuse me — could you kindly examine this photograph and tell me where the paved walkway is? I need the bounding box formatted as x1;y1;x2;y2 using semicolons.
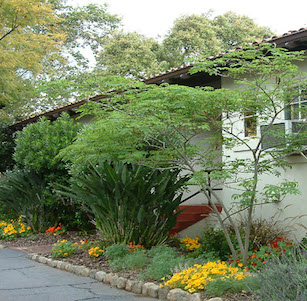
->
0;248;157;301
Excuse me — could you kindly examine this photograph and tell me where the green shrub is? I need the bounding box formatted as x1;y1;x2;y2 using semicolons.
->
246;248;307;300
10;113;92;230
201;228;238;261
59;161;189;248
104;243;130;260
14;113;80;172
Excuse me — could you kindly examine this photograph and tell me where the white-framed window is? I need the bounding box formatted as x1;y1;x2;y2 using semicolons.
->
285;87;307;134
260;87;307;150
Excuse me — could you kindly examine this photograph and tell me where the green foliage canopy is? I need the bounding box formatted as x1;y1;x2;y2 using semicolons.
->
14;113;80;172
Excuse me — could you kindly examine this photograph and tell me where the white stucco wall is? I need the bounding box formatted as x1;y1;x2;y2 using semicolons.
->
219;60;307;241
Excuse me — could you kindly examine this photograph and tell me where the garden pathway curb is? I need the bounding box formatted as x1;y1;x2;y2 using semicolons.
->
0;244;222;301
27;250;222;301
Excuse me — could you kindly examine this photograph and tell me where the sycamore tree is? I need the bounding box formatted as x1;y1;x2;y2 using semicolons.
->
61;44;306;265
96;31;167;79
162;12;273;68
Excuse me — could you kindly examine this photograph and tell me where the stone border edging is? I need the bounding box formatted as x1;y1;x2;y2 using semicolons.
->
26;253;223;301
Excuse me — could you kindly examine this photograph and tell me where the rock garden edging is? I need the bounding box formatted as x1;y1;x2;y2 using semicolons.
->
27;252;223;301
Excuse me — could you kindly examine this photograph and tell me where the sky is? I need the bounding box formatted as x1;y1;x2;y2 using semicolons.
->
71;0;307;39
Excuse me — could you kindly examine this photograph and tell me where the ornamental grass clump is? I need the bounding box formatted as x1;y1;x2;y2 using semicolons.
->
51;240;78;258
0;217;31;240
163;260;247;294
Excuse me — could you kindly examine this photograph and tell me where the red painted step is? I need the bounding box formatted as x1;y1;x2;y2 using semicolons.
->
170;205;222;235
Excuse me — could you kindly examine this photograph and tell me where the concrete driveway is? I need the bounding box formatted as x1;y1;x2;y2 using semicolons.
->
0;248;157;301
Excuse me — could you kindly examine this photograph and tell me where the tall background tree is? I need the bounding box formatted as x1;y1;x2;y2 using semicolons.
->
0;0;120;124
0;0;65;123
161;12;273;68
96;31;167;79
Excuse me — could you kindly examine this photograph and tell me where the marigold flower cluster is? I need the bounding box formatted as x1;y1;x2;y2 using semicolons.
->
88;246;104;257
180;236;201;251
163;260;246;293
51;239;78;258
128;242;144;252
45;223;62;234
0;217;31;240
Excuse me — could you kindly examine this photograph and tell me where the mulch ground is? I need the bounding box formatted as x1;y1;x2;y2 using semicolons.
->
1;232;256;301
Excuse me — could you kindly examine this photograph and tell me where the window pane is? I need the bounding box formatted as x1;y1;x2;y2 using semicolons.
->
260;123;285;150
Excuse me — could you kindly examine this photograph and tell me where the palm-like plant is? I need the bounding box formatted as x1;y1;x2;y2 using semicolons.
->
59;161;189;248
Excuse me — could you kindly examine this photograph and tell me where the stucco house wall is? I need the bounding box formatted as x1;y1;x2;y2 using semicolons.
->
220;59;307;241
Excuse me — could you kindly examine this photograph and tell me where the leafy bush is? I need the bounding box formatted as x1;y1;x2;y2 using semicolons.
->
59;161;189;248
246;248;307;300
14;113;80;172
105;243;148;270
201;228;239;260
11;113;92;230
147;244;174;257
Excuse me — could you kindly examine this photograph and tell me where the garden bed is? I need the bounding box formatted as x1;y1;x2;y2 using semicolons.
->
1;231;256;301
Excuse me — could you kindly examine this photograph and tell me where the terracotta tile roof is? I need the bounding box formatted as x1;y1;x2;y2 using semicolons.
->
12;28;307;128
12;94;110;129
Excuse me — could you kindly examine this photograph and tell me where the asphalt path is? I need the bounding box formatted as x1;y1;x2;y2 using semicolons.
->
0;248;157;301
